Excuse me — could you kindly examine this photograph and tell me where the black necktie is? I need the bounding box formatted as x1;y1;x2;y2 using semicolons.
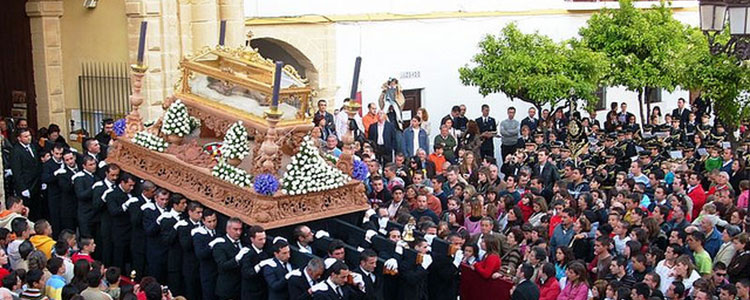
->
26;146;34;158
234;241;240;249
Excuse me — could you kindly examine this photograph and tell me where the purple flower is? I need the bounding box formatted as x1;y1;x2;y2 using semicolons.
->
352;159;368;181
254;173;279;196
113;118;126;136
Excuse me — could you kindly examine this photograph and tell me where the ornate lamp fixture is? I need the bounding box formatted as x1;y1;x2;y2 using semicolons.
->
700;0;750;61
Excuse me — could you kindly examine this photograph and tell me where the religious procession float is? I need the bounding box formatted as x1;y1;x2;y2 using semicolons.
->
107;27;369;229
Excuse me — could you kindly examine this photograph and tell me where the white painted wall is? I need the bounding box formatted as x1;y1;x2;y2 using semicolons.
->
332;11;696;135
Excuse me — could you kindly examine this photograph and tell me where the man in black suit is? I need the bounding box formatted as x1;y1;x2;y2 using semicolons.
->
288;257;325;300
9;128;42;220
352;250;383;300
129;180;155;280
192;208;219;300
73;156;98;238
511;263;540;300
314;99;336;135
94;119;114;156
521;107;539;133
532;149;560;200
82;138;107;178
476;104;497;160
440;106;461;130
213;217;247;300
55;150;79;233
428;233;463;300
103;172;138;272
143;188;170;282
40;143;64;230
367;111;398;165
264;239;294;300
311;260;358;300
159;194;188;295
91;163;120;265
672;98;690;128
178;201;203;300
241;225;270;300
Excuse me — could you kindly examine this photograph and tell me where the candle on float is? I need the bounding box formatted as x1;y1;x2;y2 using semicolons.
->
350;56;362;100
219;20;226;46
271;61;283;108
136;21;148;64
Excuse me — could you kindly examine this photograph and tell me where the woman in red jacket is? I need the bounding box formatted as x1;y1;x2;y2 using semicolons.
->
472;234;502;279
538;262;561;300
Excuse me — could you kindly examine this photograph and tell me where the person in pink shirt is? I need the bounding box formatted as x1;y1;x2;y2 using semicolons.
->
738;180;750;210
557;261;589;300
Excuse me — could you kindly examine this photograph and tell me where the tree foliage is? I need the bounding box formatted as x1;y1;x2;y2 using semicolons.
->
681;28;750;126
579;0;690;122
459;23;608;111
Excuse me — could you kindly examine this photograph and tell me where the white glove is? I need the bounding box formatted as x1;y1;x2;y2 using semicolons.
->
21;190;30;198
254;258;278;273
315;230;330;239
69;147;78;153
53;167;66;176
364;230;377;243
363;209;376;223
424;234;436;245
378;217;388;230
122;197;139;211
285;269;301;280
351;272;365;291
273;236;287;244
235;247;250;262
384;258;398;271
41;183;47;191
98;161;108;168
452;250;464;268
421;254;433;269
4;169;11;177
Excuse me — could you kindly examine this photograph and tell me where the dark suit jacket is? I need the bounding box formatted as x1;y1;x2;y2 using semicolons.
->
73;171;96;221
311;282;357;300
56;166;78;220
241;245;270;300
672;108;690;127
192;227;218;299
288;269;315;300
521;117;539;133
427;254;459;300
511;280;540;300
41;159;63;203
367;122;398;153
533;162;560;192
264;257;291;300
352;267;383;300
476;116;497;155
213;236;242;299
178;220;200;277
142;203;167;258
314;111;336;135
104;185;132;239
128;195;148;255
9;143;41;196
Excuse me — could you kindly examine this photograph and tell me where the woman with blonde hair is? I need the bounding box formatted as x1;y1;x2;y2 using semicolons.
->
528;197;548;227
417;107;431;136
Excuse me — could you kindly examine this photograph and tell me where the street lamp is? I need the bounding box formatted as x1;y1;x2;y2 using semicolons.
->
700;0;750;61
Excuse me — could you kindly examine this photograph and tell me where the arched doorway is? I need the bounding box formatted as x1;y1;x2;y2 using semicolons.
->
249;38;319;89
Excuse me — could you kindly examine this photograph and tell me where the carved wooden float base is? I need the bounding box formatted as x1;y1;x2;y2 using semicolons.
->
106;139;369;229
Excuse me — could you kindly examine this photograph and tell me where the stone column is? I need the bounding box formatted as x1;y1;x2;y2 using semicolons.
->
191;0;219;50
26;0;66;127
124;0;182;121
219;0;244;47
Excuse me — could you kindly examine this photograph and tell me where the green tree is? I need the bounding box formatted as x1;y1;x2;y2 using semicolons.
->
681;28;750;127
579;0;690;124
459;23;608;112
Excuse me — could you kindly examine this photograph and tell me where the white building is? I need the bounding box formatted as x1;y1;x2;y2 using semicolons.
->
245;0;699;139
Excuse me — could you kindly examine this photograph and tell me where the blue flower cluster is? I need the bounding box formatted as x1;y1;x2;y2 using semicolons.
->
352;159;368;181
113;118;126;136
254;173;279;196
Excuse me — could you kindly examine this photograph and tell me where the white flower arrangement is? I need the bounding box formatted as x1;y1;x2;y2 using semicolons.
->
189;116;201;132
132;131;168;152
211;159;253;187
221;121;250;160
161;100;192;137
281;135;351;195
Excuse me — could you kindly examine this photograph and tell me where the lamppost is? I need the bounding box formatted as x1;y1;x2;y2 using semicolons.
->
699;0;750;61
